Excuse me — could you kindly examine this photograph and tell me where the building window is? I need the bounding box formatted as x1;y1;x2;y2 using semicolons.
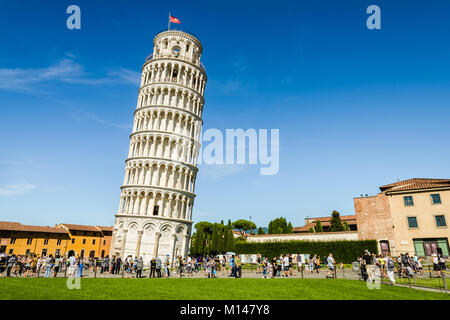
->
27;238;33;245
55;249;60;256
10;238;16;244
103;240;106;245
42;249;47;256
0;246;6;253
71;238;75;244
26;249;30;255
44;238;49;245
92;239;96;245
82;239;86;244
57;239;61;245
435;215;447;227
404;196;414;206
408;216;418;228
153;205;159;216
8;249;13;254
431;194;442;204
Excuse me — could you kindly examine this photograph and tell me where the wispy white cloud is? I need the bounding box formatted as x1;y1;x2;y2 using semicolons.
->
0;182;36;196
207;79;242;95
0;58;140;92
70;109;131;131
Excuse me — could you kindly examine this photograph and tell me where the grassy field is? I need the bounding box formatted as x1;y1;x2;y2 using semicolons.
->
384;277;448;290
0;278;449;300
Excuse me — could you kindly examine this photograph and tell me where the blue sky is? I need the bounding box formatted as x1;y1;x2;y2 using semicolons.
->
1;0;449;229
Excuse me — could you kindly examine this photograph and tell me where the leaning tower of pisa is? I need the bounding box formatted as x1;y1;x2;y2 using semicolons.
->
110;30;206;263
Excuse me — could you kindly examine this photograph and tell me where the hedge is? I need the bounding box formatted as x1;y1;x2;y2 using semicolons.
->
235;240;378;264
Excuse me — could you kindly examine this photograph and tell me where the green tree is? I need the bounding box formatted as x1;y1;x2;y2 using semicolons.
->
210;223;219;254
257;227;266;235
268;217;293;234
217;227;224;253
287;222;293;233
308;227;315;233
342;221;350;231
315;220;323;232
232;219;256;235
225;220;235;252
330;210;345;232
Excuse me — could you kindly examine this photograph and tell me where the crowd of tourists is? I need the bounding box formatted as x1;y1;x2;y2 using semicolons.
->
357;249;447;285
254;253;339;279
0;253;110;278
1;250;446;281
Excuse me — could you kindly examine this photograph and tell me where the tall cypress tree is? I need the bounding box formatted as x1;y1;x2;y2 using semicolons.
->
287;222;293;233
218;227;224;253
226;220;235;252
210;223;219;254
315;220;323;232
330;210;345;232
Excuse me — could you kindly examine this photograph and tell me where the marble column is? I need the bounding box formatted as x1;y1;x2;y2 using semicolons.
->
135;230;143;257
120;229;128;258
153;232;161;257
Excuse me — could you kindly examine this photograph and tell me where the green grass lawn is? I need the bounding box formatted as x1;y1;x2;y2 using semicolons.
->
0;278;449;300
384;277;448;290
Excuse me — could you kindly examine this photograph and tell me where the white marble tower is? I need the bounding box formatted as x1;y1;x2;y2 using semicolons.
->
110;30;206;263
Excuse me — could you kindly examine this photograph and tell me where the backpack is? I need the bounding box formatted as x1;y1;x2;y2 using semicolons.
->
387;258;395;269
401;255;408;265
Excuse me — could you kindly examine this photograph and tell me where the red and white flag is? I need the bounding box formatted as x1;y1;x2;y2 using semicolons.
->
170;16;181;24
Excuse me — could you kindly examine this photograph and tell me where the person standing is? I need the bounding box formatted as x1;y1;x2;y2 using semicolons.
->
53;254;61;277
235;255;242;278
44;255;53;278
363;250;373;281
136;256;144;278
164;255;171;277
326;253;335;278
283;255;290;277
386;254;396;285
68;254;76;277
102;255;110;275
262;257;268;279
78;256;84;278
186;255;193;277
177;255;184;278
150;257;156;278
6;254;17;277
256;254;262;274
156;256;162;278
229;255;235;277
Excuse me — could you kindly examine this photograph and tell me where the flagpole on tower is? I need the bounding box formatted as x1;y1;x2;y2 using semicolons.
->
168;12;171;30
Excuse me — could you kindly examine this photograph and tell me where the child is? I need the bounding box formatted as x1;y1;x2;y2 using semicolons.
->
262;258;268;279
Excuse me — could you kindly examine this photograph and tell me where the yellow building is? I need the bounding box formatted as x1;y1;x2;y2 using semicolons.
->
0;221;113;258
355;178;450;257
57;224;112;258
0;221;69;256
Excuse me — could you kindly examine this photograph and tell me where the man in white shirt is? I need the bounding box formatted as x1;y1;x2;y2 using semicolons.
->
67;255;76;277
283;255;289;277
326;253;335;278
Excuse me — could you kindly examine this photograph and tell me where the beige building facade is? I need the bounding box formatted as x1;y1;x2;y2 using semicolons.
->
355;178;450;257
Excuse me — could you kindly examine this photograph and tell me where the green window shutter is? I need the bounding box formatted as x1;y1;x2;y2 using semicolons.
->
437;239;449;256
413;240;425;256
